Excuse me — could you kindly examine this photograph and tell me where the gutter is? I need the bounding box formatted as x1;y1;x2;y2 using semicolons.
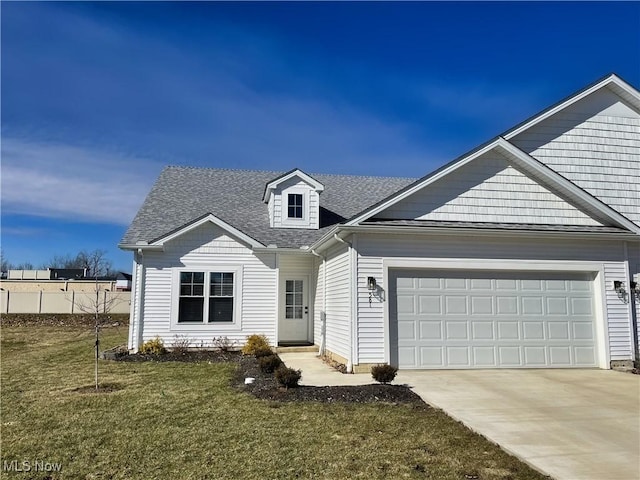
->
119;243;164;252
309;225;639;249
252;246;313;255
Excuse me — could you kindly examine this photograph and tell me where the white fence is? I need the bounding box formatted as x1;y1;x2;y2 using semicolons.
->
0;291;131;314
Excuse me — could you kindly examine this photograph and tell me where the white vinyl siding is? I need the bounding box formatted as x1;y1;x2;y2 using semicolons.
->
356;233;635;366
511;89;640;227
133;221;277;348
323;244;351;360
375;151;601;225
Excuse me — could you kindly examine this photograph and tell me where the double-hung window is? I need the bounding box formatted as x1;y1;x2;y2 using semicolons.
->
209;273;234;322
178;271;235;323
287;193;303;219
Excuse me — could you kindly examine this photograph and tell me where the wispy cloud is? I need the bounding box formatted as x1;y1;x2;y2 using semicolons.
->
1;3;450;177
1;138;161;225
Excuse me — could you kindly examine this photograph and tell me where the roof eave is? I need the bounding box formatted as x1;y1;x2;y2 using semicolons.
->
339;224;640;241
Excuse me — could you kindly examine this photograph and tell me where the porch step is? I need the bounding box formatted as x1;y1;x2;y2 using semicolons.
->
276;345;319;354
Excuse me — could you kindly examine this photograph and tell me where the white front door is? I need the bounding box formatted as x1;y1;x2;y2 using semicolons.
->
279;277;309;343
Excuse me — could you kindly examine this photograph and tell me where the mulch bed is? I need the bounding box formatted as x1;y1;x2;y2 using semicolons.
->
113;349;425;406
1;314;129;328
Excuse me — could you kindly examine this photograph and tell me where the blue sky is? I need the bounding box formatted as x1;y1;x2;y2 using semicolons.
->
2;1;639;272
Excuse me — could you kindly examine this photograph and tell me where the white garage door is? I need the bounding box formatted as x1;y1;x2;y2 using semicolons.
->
391;270;597;369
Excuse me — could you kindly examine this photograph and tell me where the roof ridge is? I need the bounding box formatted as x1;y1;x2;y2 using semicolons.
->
163;164;418;181
164;165;282;175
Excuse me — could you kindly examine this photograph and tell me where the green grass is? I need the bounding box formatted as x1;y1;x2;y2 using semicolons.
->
1;326;548;479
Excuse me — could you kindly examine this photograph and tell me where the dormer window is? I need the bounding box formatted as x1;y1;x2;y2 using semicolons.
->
263;168;324;230
288;194;303;219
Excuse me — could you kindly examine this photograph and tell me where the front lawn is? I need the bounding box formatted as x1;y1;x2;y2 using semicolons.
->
1;325;549;479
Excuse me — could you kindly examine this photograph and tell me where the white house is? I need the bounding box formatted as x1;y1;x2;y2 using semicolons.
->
120;73;640;372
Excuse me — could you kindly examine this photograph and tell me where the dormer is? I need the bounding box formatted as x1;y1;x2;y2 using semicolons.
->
263;169;324;229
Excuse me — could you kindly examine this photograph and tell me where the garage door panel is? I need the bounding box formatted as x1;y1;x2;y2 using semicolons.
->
470;278;492;289
522;297;544;315
472;321;494;340
499;346;522;366
398;346;417;367
398;320;416;340
523;321;544;340
445;296;467;314
546;279;568;291
471;296;493;314
548;322;570;340
497;296;518;314
446;322;468;340
498;322;520;339
447;346;470;366
420;321;442;340
397;295;415;314
549;346;571;365
472;346;496;366
573;322;594;340
524;346;547;365
419;295;441;314
418;277;440;289
575;346;596;365
571;298;592;315
547;297;569;315
392;270;597;369
421;347;443;367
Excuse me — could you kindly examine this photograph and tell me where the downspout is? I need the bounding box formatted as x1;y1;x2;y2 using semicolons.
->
333;234;355;373
310;249;326;357
133;249;146;352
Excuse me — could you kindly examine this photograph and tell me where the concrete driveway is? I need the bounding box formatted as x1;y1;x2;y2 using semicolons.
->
396;369;640;480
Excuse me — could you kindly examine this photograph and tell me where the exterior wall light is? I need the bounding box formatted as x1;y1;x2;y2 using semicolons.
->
367;277;377;306
614;280;627;302
630;281;639;300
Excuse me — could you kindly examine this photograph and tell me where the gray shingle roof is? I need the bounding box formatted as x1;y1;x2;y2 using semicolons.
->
120;166;417;248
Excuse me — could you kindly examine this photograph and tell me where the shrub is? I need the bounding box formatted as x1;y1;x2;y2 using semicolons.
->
275;366;302;389
212;336;236;352
241;334;271;356
253;346;274;358
139;337;166;355
371;364;398;384
171;335;190;354
258;354;283;373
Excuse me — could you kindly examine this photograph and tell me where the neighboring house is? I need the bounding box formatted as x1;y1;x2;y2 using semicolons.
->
115;272;133;291
121;74;640;372
7;268;86;280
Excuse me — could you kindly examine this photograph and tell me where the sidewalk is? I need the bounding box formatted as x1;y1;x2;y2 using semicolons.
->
278;352;372;386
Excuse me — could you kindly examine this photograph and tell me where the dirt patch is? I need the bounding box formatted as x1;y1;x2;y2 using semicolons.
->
114;350;425;405
69;383;124;394
321;354;348;373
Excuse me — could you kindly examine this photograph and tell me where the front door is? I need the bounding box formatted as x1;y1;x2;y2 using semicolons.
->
279;277;309;344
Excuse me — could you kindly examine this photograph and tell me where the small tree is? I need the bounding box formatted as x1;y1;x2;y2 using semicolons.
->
72;252;122;391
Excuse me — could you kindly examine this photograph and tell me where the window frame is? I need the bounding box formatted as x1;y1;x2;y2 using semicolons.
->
280;187;310;227
171;266;243;331
287;193;304;219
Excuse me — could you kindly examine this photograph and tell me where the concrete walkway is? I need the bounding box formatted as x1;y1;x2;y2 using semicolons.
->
280;352;640;480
